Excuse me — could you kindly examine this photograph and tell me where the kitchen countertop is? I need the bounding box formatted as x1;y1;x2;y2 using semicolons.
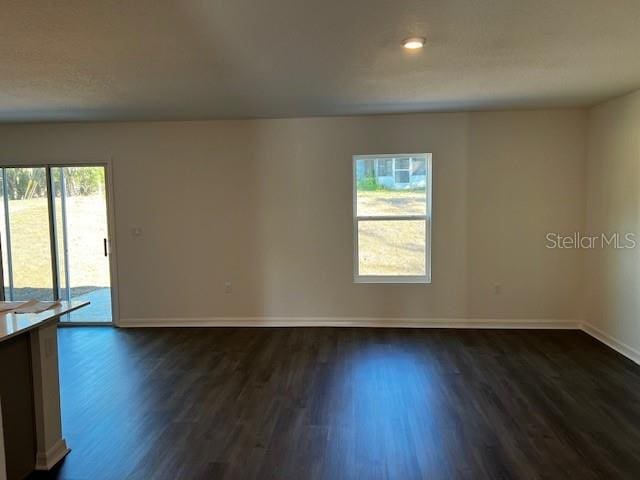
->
0;301;90;343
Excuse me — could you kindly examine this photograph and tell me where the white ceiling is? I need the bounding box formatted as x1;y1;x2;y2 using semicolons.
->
2;0;640;122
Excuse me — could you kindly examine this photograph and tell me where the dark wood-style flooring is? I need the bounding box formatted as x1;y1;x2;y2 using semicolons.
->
29;327;640;479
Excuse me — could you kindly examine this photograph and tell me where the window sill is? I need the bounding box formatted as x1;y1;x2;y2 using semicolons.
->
354;275;431;284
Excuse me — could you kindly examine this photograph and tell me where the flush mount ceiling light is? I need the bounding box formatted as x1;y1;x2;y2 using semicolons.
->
402;37;425;50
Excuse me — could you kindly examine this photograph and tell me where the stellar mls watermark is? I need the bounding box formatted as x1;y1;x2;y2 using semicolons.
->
546;232;637;249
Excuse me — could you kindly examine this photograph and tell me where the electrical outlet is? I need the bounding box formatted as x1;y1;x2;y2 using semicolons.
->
131;227;142;236
224;281;232;294
494;284;502;295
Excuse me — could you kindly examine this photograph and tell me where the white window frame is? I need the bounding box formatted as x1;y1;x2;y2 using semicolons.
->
353;153;432;284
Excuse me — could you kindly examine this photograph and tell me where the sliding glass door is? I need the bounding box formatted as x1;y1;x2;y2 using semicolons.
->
0;167;55;301
0;165;114;323
51;166;112;322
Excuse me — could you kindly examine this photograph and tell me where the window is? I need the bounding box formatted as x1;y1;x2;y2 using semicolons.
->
394;157;411;185
412;158;426;176
353;153;432;283
395;157;410;169
377;158;393;177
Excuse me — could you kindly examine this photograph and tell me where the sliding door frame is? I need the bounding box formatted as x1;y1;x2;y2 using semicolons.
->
0;159;120;326
45;167;61;301
0;173;13;301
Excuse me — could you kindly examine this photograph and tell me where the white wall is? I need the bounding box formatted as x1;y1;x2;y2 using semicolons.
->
0;109;586;325
584;90;640;360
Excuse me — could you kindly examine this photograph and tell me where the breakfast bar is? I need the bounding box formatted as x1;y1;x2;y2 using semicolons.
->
0;301;88;479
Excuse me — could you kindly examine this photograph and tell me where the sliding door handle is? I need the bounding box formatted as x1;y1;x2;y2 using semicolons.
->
103;238;108;257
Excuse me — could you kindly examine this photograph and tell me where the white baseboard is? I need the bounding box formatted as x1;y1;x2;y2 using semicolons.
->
581;322;640;366
34;438;70;470
119;317;580;329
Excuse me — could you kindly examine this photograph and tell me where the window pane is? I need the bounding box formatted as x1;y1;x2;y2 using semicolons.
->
4;168;53;300
412;159;426;175
395;170;410;184
356;158;427;216
377;159;392;176
395;157;410;170
358;220;425;276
